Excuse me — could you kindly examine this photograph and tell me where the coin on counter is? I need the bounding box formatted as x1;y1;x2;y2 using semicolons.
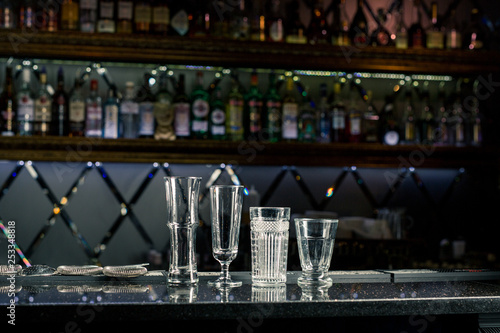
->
57;265;103;276
102;264;148;278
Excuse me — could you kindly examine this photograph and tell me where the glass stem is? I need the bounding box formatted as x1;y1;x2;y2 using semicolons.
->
221;262;230;281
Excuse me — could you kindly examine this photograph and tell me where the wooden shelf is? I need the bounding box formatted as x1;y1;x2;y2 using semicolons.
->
0;136;498;169
1;31;500;75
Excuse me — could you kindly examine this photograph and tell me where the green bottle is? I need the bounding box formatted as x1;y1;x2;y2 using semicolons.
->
209;86;226;140
263;72;282;142
190;71;210;139
244;70;263;140
226;77;244;141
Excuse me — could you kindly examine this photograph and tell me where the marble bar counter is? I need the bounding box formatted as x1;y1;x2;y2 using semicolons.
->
2;270;500;332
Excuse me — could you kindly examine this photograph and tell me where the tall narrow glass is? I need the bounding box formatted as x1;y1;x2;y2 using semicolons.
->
164;176;201;285
295;218;338;288
208;185;244;288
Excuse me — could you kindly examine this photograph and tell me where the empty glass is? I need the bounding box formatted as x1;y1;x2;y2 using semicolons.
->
295;218;338;288
208;185;244;288
250;207;290;286
164;176;201;285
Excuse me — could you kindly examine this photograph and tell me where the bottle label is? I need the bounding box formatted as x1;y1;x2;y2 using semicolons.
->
192;99;209;118
248;100;262;133
211;108;225;135
35;98;52;122
282;102;298;139
171;10;188;36
192;120;208;133
174;102;190;136
266;100;281;133
17;96;34;119
404;122;415;141
118;1;133;20
349;116;362;135
80;0;97;10
153;6;170;25
412;31;424;48
427;31;444;49
69;101;85;122
85;105;102;136
135;5;151;23
104;104;119;138
228;99;243;133
332;109;345;129
138;102;154;135
100;2;114;18
395;31;408;49
446;30;462;49
120;101;139;115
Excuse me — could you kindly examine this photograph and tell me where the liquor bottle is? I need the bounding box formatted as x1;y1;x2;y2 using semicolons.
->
84;79;102;137
154;73;174;140
379;89;401;146
211;0;229;38
249;0;266;42
416;84;436;144
408;0;425;48
229;0;250;40
16;67;35;136
137;74;155;138
116;0;133;33
400;87;416;144
34;68;52;136
226;77;244;141
468;97;482;146
19;0;36;30
371;9;393;47
266;0;284;42
330;82;346;143
103;88;120;139
316;83;330;143
0;1;16;29
262;72;281;142
40;0;59;32
120;81;139;139
445;9;461;49
170;3;189;36
244;70;263;140
97;0;116;33
394;4;408;49
348;0;369;47
463;8;488;50
152;0;170;35
448;91;465;146
134;0;152;34
426;1;444;49
189;3;211;38
61;0;79;31
363;90;379;143
307;0;329;45
80;0;97;33
69;79;85;137
346;86;362;143
51;67;69;136
209;86;226;140
281;76;298;141
284;0;306;44
0;65;15;136
172;74;190;139
298;88;316;143
435;83;449;145
190;71;210;140
331;0;350;46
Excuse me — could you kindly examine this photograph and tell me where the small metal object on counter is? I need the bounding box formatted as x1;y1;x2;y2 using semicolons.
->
102;284;150;293
56;265;103;276
0;285;22;293
102;263;149;278
57;285;103;293
19;264;56;277
0;264;22;275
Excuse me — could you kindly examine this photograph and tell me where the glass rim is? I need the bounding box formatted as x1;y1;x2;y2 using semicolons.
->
164;176;202;180
249;207;290;211
210;185;244;188
294;218;339;223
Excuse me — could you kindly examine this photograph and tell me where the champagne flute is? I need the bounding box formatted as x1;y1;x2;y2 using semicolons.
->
208;185;244;288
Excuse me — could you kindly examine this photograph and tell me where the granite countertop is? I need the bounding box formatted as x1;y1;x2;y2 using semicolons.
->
2;270;500;323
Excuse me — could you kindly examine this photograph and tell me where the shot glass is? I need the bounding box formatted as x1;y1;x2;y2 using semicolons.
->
250;207;290;286
294;218;338;288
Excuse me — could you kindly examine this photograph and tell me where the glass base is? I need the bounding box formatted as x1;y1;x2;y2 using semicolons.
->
297;274;332;288
207;277;242;288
